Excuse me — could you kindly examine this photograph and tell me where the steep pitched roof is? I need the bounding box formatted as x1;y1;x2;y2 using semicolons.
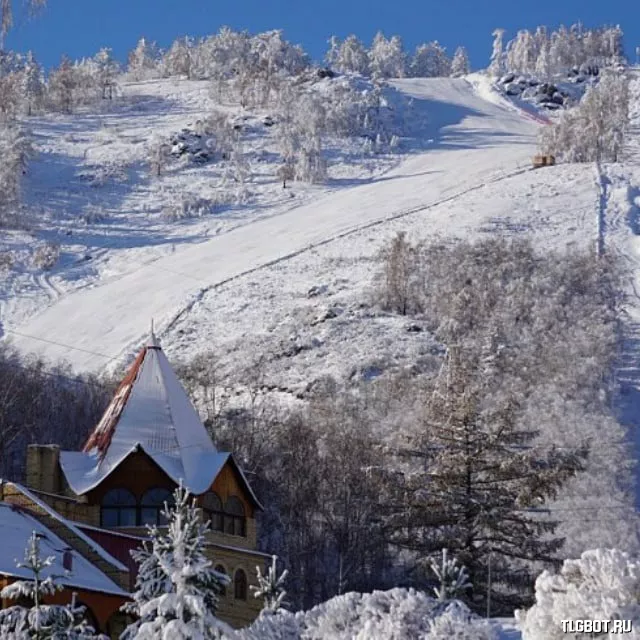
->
0;501;127;597
60;334;240;498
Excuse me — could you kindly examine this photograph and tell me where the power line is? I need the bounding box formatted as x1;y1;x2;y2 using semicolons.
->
4;328;118;362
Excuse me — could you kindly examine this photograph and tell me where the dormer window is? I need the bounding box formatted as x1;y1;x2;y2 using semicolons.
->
141;488;173;526
202;492;224;532
101;488;136;527
224;496;246;537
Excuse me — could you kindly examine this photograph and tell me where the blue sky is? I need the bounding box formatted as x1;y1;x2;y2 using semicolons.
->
5;0;639;70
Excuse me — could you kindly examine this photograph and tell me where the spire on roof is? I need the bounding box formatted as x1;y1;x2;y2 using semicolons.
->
148;318;160;348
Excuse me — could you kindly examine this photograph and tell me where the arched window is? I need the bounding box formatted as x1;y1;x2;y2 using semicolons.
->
214;564;228;597
141;488;173;526
224;496;246;537
234;569;247;600
101;488;136;527
201;492;224;532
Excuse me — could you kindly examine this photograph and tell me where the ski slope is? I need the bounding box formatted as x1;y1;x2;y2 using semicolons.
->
5;77;538;372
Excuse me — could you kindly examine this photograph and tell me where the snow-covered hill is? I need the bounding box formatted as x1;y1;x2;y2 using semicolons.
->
2;75;541;371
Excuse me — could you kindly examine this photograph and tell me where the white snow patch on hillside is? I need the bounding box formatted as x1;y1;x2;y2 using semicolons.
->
3;76;539;371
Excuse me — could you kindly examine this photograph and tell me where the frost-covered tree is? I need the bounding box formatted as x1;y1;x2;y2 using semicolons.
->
506;29;537;74
386;344;586;612
162;37;193;78
0;123;32;225
450;46;470;77
0;0;46;47
540;71;629;162
147;134;170;178
22;51;44;115
47;55;76;113
0;531;105;639
369;32;406;79
517;549;640;640
488;28;506;76
324;35;341;69
251;555;289;613
409;42;451;77
331;34;369;75
94;47;119;99
122;484;230;640
127;38;161;81
429;549;472;602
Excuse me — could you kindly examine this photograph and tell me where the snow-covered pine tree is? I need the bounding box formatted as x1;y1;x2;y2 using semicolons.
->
0;531;105;639
250;555;289;613
450;46;470;77
122;484;231;640
488;28;506;77
429;549;472;602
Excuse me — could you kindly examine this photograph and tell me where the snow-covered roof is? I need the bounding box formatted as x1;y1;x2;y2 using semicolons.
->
0;501;128;597
6;482;128;572
59;334;261;507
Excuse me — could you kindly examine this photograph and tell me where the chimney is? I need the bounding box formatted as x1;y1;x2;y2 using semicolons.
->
62;549;73;572
26;445;61;494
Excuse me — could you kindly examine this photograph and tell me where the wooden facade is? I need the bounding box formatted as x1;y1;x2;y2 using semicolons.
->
7;446;266;635
1;337;268;636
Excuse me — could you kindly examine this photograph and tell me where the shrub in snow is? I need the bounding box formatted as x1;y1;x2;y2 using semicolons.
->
232;588;497;640
0;531;105;639
32;242;60;271
517;548;640;639
251;555;289;613
121;484;231;640
539;70;629;163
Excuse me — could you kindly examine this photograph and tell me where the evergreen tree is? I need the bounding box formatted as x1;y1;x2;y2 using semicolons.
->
122;484;231;640
386;345;586;613
429;549;472;602
250;555;289;613
0;531;105;639
450;46;470;77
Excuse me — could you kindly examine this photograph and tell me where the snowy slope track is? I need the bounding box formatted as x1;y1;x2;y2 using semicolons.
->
4;77;538;373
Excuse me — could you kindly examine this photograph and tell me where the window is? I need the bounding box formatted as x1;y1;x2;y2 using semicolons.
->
224;496;246;537
202;492;224;532
101;488;136;527
234;569;247;600
141;488;173;526
215;564;228;597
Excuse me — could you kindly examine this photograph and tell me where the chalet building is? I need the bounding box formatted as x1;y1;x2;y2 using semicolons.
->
0;332;267;637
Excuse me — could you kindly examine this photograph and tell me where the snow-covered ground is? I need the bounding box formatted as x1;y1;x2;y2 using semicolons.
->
2;74;543;371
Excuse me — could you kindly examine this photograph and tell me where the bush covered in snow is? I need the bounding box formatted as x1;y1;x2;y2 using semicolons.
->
517;548;640;639
230;588;497;640
539;70;629;162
